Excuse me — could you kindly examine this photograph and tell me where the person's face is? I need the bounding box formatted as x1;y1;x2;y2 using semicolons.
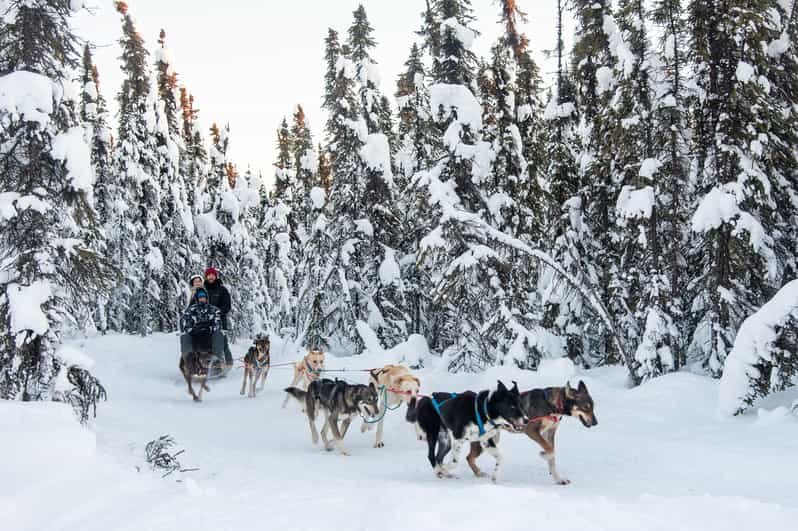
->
198;295;208;304
192;278;203;288
205;272;217;283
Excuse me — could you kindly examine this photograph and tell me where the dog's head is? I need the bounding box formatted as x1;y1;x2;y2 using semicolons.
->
356;383;380;418
305;349;325;371
492;380;527;431
394;374;421;403
565;380;597;428
254;334;270;356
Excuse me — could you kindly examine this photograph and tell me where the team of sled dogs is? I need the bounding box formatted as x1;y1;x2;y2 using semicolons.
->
181;337;598;484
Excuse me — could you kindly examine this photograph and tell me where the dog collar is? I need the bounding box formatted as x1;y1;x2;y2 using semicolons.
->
305;359;320;375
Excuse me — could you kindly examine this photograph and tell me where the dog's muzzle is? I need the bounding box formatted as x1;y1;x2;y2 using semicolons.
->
579;412;597;428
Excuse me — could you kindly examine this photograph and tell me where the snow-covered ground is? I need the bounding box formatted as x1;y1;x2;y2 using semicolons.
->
4;333;798;531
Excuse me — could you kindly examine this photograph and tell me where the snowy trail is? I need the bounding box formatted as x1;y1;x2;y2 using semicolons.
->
5;333;798;531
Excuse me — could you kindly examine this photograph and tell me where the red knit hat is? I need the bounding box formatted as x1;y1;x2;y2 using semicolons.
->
204;267;219;277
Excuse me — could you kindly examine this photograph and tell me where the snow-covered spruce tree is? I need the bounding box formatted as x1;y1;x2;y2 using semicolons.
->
110;1;165;335
272;117;294;203
687;1;794;376
450;0;549;370
395;43;438;338
0;0;107;412
80;44;113;229
604;1;653;364
197;124;260;338
600;1;683;381
309;28;368;352
179;87;205;223
481;0;545;242
79;44;114;334
345;5;405;348
231;169;269;338
763;1;798;283
317;142;332;193
568;0;627;368
419;0;493;368
290;30;346;350
291;104;319;238
627;0;692;380
153;28;191;331
540;0;587;367
418;0;550;371
718;279;798;416
266;120;298;337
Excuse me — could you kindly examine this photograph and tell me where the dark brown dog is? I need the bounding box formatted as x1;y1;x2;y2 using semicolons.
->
466;380;597;484
179;353;212;402
240;335;270;398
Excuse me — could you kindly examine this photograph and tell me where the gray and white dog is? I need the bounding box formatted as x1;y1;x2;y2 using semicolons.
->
285;378;379;455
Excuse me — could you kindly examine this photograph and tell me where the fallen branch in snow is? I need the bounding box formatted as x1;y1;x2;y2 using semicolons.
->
144;435;198;478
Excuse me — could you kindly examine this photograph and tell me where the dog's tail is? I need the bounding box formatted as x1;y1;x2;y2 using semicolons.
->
405;396;420;423
284;386;306;404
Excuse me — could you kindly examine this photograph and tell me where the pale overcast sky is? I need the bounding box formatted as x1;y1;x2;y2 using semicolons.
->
74;1;572;188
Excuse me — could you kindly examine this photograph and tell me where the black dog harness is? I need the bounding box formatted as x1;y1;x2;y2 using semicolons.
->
430;392;496;436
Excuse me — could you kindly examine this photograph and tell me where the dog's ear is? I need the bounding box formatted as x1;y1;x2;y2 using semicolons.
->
511;380;519;394
578;380;587;392
565;381;575;398
497;380;507;392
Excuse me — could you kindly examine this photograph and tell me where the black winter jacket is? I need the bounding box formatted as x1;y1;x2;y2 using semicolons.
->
204;279;231;330
180;302;222;336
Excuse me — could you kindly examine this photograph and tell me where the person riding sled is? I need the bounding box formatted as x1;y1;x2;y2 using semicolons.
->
186;273;204;307
203;267;231;329
179;288;225;367
203;267;233;367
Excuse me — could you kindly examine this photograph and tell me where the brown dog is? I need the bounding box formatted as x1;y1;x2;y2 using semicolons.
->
362;364;421;447
466;380;597;484
179;354;212;402
281;349;326;408
240;335;270;398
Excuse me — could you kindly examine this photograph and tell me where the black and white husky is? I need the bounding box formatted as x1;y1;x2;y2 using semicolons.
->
285;378;379;455
405;381;527;482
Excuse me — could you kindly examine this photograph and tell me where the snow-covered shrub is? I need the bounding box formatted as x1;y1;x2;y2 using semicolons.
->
718;280;798;415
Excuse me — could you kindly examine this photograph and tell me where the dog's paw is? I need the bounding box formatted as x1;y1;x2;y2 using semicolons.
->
239;390;245;396
473;470;488;478
374;442;385;448
556;478;571;485
192;396;201;402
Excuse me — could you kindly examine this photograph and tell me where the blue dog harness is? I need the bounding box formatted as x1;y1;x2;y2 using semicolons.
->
430;393;457;417
474;393;496;436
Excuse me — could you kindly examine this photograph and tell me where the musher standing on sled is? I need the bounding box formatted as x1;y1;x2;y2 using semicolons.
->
203;267;233;367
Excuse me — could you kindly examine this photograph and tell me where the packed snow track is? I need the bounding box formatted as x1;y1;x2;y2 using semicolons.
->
4;333;798;531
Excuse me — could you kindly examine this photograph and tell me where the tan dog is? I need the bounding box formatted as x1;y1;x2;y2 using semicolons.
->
362;364;421;448
281;349;326;408
240;334;270;398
